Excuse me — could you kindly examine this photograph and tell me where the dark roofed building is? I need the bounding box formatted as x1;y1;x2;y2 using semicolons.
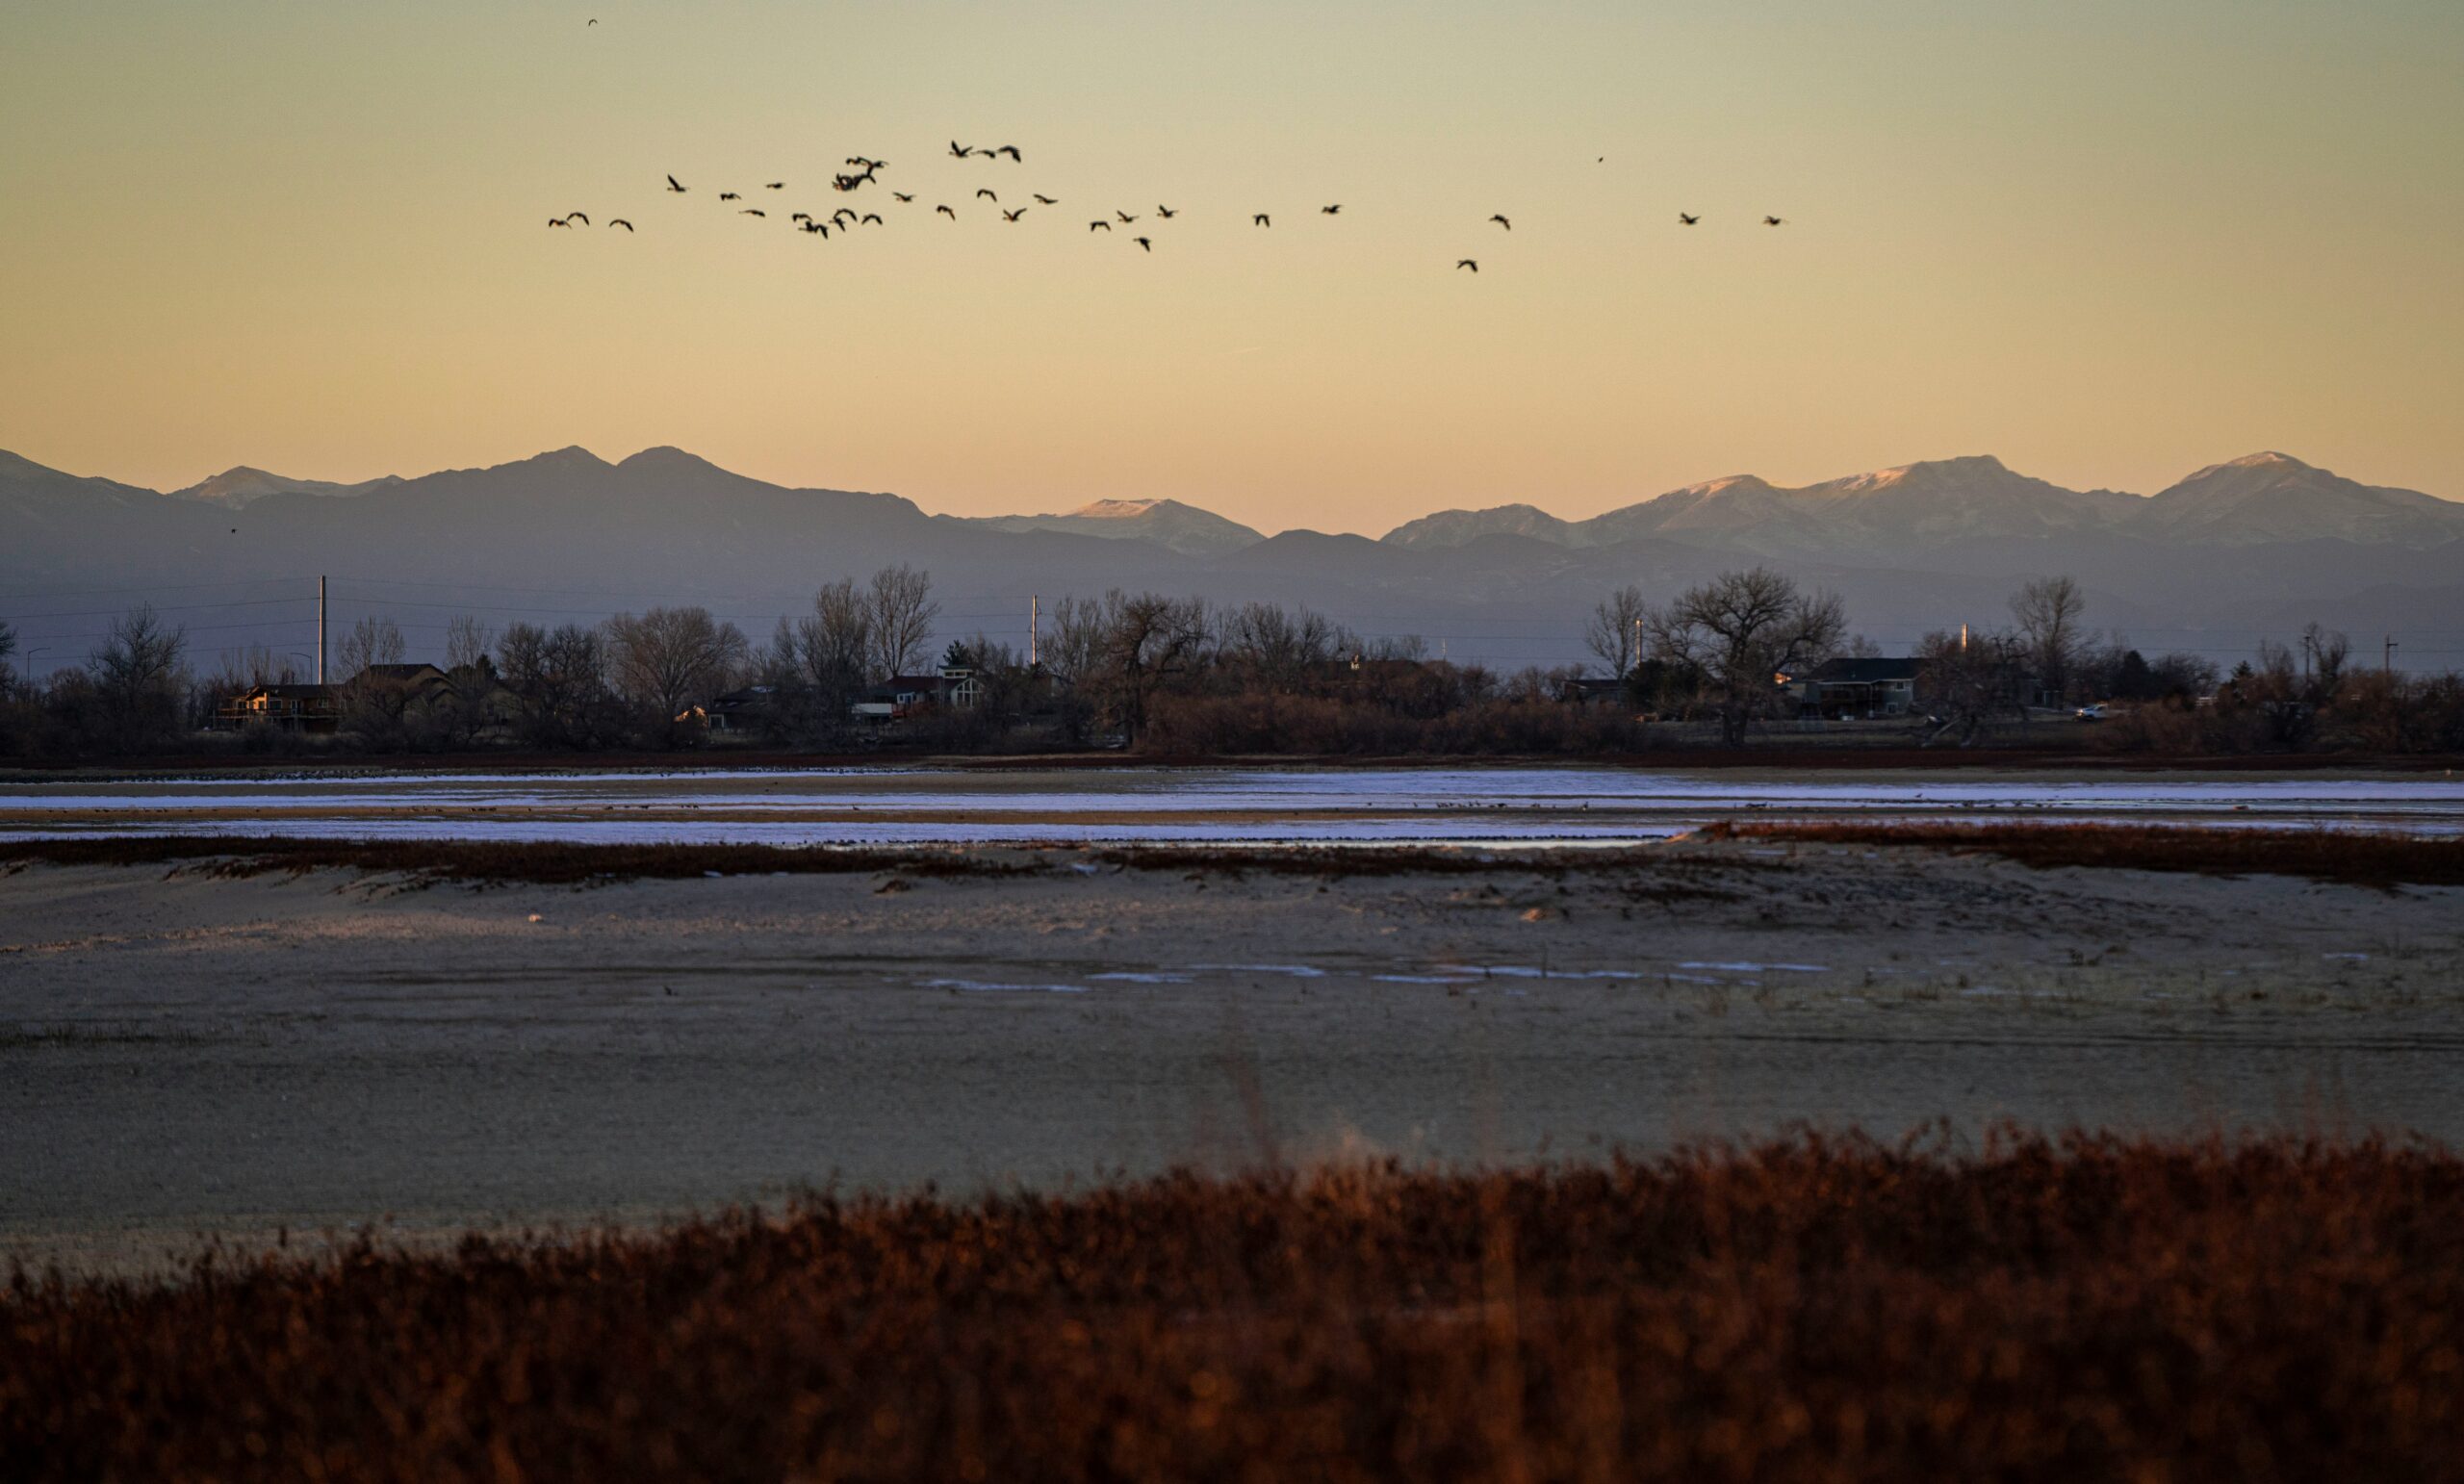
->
1789;656;1927;719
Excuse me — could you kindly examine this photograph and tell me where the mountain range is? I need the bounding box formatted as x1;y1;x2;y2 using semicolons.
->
2;445;2457;677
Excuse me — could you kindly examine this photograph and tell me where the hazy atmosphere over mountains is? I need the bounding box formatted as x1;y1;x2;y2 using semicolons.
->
4;444;2458;678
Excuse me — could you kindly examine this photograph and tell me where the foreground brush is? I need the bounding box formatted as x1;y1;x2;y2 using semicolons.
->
8;1131;2462;1482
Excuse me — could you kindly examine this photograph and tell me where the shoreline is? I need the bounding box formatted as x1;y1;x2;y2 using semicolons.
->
8;746;2462;784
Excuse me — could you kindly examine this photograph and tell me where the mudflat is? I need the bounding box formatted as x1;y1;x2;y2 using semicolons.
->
5;835;2460;1274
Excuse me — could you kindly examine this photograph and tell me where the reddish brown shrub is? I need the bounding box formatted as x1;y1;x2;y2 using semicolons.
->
7;1134;2462;1482
1704;820;2464;887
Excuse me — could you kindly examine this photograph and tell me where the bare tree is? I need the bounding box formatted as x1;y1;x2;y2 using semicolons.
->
2010;576;2086;705
1914;627;2028;746
87;603;189;753
0;619;15;700
604;606;751;740
445;614;496;673
1219;601;1351;691
864;565;938;680
1641;568;1845;747
1102;593;1211;743
1040;595;1113;740
336;615;406;678
498;622;612;749
1584;584;1648;678
2299;622;2350;701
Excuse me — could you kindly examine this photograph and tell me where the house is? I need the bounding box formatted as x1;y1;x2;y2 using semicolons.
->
853;665;983;724
1555;676;1628;707
699;685;778;732
1787;657;1927;719
347;662;449;703
855;674;950;723
214;682;342;732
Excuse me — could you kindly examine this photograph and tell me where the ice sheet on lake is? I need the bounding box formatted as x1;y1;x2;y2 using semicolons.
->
4;765;2459;846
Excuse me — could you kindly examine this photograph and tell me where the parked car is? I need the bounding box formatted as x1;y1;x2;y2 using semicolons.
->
2074;704;2108;721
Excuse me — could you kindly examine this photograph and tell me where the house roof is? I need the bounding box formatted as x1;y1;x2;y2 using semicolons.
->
357;662;448;683
1809;656;1926;684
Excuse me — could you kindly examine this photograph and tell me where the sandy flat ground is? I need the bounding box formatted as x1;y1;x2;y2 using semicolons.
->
5;836;2462;1273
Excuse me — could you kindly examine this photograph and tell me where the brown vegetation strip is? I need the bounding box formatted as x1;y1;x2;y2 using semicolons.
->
8;1134;2463;1481
1707;819;2464;887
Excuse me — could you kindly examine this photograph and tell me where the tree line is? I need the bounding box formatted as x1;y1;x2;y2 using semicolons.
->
4;566;2459;759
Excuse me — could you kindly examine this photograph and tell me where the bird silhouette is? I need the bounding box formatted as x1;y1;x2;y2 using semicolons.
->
565;212;589;225
937;204;957;218
608;218;632;231
666;174;687;192
846;157;885;170
764;182;784;191
949;141;974;158
1489;214;1511;230
1457;259;1478;271
587;16;598;23
1764;215;1784;225
548;217;571;227
977;189;998;201
860;212;882;225
802;220;829;236
1678;213;1700;225
1156;205;1177;218
1322;204;1342;215
833;208;857;224
791;212;810;222
1032;193;1058;205
1089;219;1112;232
1001;207;1027;221
1253;213;1270;226
996;145;1022;162
1116;210;1138;223
892;192;915;203
739;208;765;217
719;192;740;201
1134;236;1152;252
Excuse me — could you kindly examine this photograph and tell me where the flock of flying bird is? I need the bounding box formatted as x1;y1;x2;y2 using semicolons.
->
547;138;1788;272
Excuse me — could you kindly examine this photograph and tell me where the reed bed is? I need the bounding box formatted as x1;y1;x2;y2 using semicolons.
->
1705;820;2464;887
8;1132;2461;1481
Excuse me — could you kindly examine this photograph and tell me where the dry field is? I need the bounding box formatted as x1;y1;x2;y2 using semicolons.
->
8;1135;2463;1482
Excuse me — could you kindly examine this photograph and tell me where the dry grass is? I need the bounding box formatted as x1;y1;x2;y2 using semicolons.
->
7;1133;2462;1482
1704;820;2464;888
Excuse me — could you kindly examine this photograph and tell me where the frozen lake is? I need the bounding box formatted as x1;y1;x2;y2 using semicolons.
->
4;765;2460;844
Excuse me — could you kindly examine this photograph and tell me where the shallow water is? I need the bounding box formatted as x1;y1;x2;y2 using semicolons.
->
3;765;2459;844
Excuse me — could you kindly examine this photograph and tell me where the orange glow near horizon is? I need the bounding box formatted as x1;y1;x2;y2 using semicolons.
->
2;2;2459;533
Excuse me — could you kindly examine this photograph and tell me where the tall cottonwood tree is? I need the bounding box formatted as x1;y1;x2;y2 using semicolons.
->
604;605;750;741
1585;584;1649;678
1642;568;1844;747
2010;576;2086;704
864;565;938;680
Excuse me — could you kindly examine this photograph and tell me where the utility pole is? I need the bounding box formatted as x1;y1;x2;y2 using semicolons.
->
1029;594;1040;668
1631;616;1642;677
2385;633;2398;676
318;575;327;685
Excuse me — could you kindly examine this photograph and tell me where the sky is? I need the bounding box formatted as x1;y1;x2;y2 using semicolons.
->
3;1;2459;534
